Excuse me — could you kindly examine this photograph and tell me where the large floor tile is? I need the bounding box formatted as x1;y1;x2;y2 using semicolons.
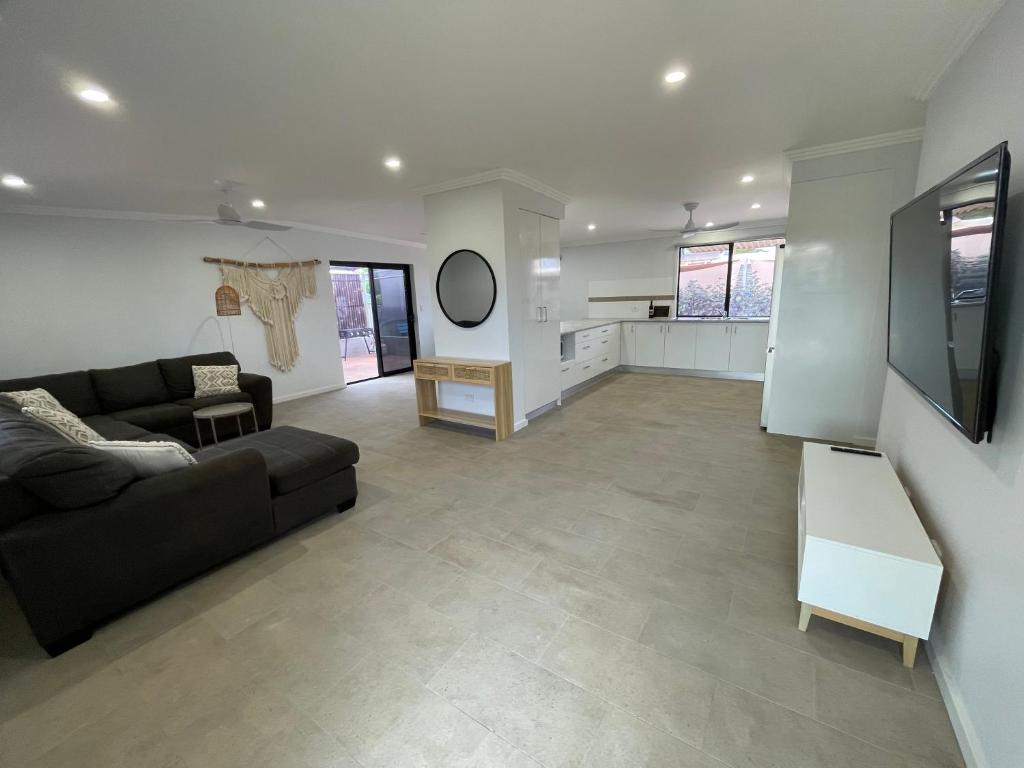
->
429;634;607;768
582;707;724;768
813;658;964;768
315;653;488;767
504;522;615;573
702;682;912;768
540;617;717;746
572;511;683;562
337;584;469;681
599;549;733;621
639;601;816;715
428;574;566;659
520;558;651;639
429;529;542;588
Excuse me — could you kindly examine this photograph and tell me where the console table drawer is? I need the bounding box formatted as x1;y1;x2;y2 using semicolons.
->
413;361;452;380
452;364;493;384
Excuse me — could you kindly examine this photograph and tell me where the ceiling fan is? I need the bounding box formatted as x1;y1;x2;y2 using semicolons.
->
649;202;739;239
186;180;291;231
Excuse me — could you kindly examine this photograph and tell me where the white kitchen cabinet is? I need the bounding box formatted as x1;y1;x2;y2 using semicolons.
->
728;323;769;373
521;209;562;413
634;323;666;367
663;323;697;369
694;323;732;370
620;322;637;365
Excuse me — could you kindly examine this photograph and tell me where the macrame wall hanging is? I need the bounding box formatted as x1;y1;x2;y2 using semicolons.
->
203;237;320;372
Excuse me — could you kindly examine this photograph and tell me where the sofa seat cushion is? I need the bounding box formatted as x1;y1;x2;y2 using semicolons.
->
0;371;101;417
90;362;171;412
82;415;151;441
175;392;253;411
158;352;239;399
108;403;194;433
196;426;359;496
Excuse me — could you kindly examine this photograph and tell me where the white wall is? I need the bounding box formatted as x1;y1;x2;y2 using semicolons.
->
561;221;786;321
0;212;431;400
876;3;1024;767
767;141;920;444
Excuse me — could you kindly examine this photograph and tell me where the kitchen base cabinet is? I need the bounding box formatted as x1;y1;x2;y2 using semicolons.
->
634;323;666;367
663;323;697;369
728;323;769;372
694;323;732;370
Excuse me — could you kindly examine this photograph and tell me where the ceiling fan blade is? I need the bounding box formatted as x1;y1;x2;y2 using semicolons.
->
702;221;740;232
213;219;243;226
244;220;292;231
648;228;686;233
217;202;243;223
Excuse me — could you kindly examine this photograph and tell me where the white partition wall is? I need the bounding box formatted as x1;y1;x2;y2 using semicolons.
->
767;138;921;445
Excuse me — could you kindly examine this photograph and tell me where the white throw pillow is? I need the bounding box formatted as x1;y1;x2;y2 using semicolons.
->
88;440;197;478
193;365;241;397
21;404;106;445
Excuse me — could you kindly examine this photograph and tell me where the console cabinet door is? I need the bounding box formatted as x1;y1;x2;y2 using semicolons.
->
728;323;769;372
620;323;637;365
694;323;732;370
663;323;697;369
634;323;665;367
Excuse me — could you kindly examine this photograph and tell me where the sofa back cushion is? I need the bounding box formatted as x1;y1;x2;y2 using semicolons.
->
0;370;101;416
90;361;171;412
0;408;134;511
158;352;239;399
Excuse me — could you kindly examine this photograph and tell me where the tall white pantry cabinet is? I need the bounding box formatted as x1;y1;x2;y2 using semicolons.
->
519;208;562;414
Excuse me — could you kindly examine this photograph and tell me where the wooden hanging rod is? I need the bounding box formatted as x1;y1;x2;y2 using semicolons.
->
203;256;322;269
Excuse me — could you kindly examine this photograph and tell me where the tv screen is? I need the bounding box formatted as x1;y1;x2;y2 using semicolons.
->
888;143;1010;443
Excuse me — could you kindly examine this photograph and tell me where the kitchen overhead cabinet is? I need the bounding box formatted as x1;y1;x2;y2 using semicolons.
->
663;322;697;369
634;323;666;367
728;323;769;373
520;209;562;413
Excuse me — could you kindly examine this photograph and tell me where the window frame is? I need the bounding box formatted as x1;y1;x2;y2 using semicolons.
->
675;237;783;320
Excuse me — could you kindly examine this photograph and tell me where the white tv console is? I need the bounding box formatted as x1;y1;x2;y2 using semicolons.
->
797;443;943;667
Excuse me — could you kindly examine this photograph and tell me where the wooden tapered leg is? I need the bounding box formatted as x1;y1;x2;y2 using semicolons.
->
902;636;919;668
798;602;812;632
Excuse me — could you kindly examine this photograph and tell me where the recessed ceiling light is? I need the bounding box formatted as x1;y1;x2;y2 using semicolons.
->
705;221;715;228
740;175;755;183
384;156;402;170
664;70;687;84
77;87;111;104
751;203;761;209
587;223;597;231
1;174;29;189
251;199;265;209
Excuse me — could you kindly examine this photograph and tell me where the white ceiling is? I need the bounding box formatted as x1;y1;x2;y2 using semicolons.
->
0;0;1000;244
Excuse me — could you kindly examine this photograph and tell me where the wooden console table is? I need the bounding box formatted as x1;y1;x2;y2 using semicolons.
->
797;443;942;667
413;356;513;441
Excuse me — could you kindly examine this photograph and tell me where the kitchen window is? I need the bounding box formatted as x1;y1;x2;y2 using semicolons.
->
676;237;784;318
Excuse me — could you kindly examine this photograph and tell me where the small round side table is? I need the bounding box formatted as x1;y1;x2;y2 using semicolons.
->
192;402;258;447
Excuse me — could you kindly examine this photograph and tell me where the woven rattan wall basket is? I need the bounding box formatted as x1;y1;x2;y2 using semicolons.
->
215;284;241;316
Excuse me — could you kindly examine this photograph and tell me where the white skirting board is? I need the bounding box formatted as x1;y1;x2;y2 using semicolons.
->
620;365;764;382
926;639;990;768
272;383;346;404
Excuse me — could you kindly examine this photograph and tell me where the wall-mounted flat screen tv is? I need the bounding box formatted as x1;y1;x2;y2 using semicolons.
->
888;142;1010;443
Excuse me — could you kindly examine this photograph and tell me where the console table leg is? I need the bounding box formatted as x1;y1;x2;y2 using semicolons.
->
902;636;919;668
798;602;812;632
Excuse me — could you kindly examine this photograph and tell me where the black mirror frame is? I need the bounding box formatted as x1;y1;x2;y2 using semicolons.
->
436;249;498;329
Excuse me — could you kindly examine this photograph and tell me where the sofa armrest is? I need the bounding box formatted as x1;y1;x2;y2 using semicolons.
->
0;448;274;652
238;372;273;430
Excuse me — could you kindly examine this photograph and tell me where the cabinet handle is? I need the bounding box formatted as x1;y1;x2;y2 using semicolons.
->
601;339;609;345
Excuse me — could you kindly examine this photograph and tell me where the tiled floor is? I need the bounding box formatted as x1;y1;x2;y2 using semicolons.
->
0;373;963;767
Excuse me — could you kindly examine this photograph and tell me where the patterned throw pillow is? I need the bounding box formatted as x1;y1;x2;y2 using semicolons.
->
21;405;106;445
2;387;66;412
193;365;241;397
88;440;197;478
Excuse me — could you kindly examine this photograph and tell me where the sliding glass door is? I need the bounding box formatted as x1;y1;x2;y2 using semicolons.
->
329;261;417;383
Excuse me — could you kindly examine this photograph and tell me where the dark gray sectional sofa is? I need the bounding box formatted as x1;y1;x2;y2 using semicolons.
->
0;353;358;655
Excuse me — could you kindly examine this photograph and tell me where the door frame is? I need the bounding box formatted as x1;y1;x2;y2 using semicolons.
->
329;261;419;382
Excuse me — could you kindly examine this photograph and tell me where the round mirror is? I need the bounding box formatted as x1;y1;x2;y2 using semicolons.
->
436;249;497;328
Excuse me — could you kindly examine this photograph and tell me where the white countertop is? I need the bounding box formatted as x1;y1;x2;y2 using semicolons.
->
560;317;768;334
